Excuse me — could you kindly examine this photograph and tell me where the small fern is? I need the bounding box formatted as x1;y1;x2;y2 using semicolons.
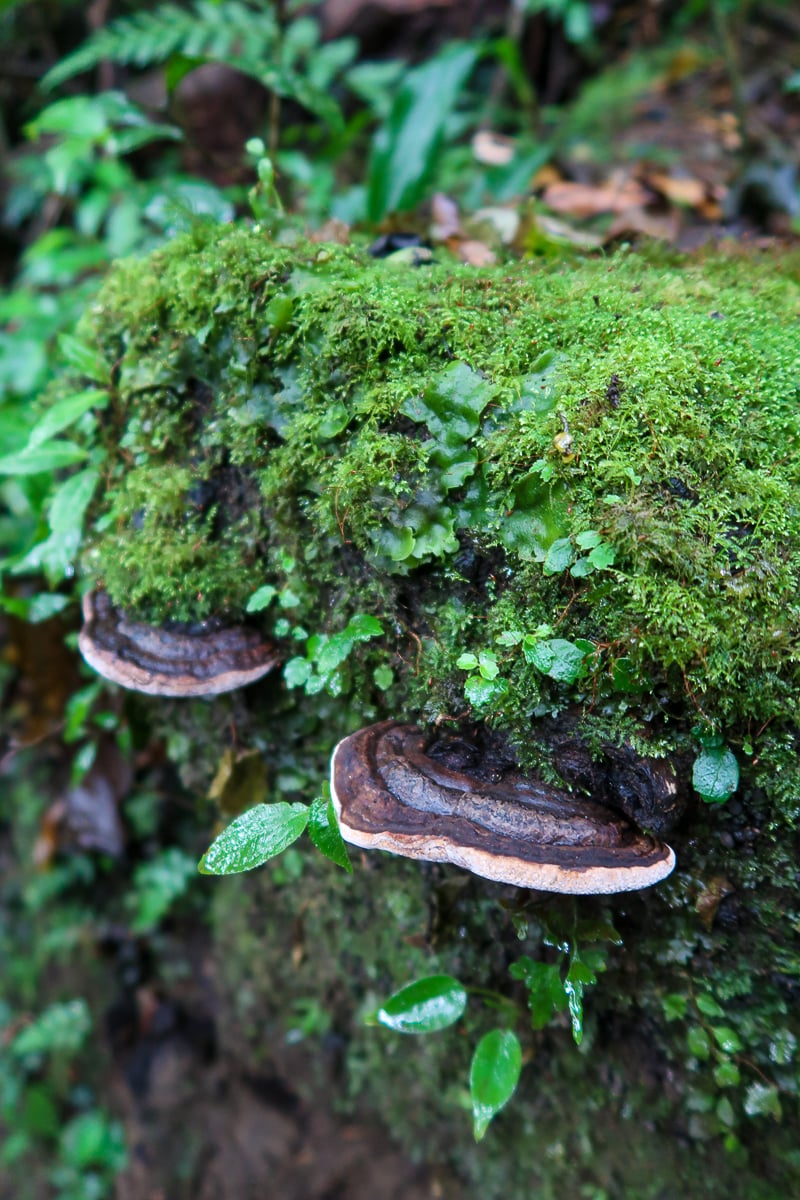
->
41;0;350;130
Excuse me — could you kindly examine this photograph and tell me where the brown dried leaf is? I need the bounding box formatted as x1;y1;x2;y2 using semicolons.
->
455;239;497;267
645;171;707;208
696;876;734;930
542;178;651;218
208;747;268;817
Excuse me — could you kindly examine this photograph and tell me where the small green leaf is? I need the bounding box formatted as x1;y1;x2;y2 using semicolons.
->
714;1060;741;1088
510;957;566;1029
587;542;615;570
575;530;601;550
199;802;309;875
375;975;467;1034
457;652;479;670
662;993;688;1022
464;673;507;709
284;657;313;689
308;790;353;873
246;584;277;613
525;638;587;685
495;630;523;647
373;664;394;690
693;746;739;803
478;650;499;680
696;993;725;1019
743;1082;782;1120
542;536;574;575
470;1030;522;1141
712;1026;743;1054
688;1026;712;1060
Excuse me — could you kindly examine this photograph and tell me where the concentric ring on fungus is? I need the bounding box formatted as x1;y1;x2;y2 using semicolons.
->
78;590;280;697
331;720;676;894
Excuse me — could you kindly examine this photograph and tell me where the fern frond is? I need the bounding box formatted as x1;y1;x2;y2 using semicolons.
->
42;1;280;91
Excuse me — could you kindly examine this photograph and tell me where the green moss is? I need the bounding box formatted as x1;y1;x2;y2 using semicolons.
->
51;224;800;1193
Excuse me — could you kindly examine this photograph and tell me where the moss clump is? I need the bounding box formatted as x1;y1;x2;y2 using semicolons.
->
67;224;800;741
51;223;800;1193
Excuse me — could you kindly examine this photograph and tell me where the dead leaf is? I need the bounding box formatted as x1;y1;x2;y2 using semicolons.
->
208;747;268;816
696;875;734;930
645;171;707;208
605;206;681;243
455;239;497;266
542;177;651;218
472;130;515;167
430;192;461;241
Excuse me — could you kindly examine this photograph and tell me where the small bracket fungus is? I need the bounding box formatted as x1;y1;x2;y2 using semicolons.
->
78;590;280;697
330;721;676;894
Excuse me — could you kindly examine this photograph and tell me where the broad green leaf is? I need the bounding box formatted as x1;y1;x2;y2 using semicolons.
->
525;637;587;684
0;440;88;475
198;802;309;875
246;584;277;613
464;673;507;709
457;652;479;670
588;542;615;570
366;42;479;219
470;1030;522;1141
375;974;467;1034
661;993;688;1022
401;362;492;446
27;388;108;447
693;745;739;803
695;993;724;1019
308;790;353;873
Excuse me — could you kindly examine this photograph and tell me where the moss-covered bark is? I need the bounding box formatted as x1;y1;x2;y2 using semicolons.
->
53;223;800;1194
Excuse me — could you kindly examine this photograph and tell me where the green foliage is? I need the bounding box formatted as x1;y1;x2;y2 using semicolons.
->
366;42;480;220
284;613;384;697
693;741;740;803
373;975;468;1034
470;1030;522;1141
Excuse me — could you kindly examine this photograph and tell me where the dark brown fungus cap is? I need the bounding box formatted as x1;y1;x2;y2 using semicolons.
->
78;590;280;697
330;721;676;894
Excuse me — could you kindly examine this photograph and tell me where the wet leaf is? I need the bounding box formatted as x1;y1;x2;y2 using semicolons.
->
199;802;309;875
525;637;587;684
470;1030;522;1141
26;388;108;447
375;975;467;1034
308;789;352;873
0;440;88;475
246;584;277;612
693;746;739;803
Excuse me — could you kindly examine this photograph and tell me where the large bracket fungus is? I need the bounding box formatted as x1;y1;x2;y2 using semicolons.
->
331;721;676;894
78;590;280;697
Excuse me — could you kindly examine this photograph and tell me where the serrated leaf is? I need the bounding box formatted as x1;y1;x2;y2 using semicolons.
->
198;802;309;875
542;536;574;575
246;584;277;613
375;975;467;1034
308;791;352;873
470;1030;522;1141
525;638;587;684
693;746;739;803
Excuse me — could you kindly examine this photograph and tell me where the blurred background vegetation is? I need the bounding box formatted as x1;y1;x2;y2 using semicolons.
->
1;2;799;1197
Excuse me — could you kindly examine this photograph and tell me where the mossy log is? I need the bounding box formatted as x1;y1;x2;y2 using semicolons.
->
55;225;800;1195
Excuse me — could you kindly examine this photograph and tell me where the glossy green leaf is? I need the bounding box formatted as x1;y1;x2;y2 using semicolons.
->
743;1082;782;1120
401;361;493;446
308;790;353;873
712;1025;743;1054
714;1060;741;1088
376;974;467;1034
199;802;309;875
470;1030;522;1141
366;42;479;220
693;745;739;803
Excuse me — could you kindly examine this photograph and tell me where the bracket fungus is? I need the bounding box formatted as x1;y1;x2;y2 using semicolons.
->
78;590;280;697
330;721;676;894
